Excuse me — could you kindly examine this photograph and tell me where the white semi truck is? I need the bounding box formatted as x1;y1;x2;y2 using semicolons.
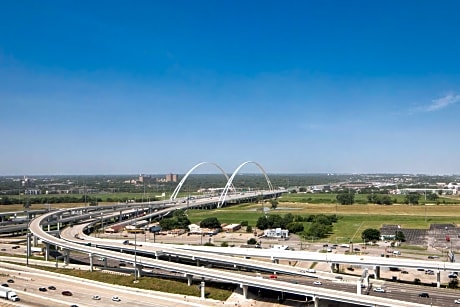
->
0;285;20;301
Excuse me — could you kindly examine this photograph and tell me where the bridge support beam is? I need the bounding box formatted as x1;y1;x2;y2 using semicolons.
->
200;281;205;299
89;253;94;272
186;274;193;286
64;249;70;265
330;263;339;273
357;280;363;295
374;265;381;279
26;232;31;258
437;270;441;288
44;243;50;261
241;284;248;299
308;295;319;307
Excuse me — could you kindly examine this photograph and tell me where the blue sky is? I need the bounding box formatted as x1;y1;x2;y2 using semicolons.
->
1;1;459;175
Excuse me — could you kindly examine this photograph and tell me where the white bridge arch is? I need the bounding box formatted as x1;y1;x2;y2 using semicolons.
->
169;162;230;201
217;161;274;208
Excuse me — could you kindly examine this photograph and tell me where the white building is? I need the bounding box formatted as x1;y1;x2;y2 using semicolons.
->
263;228;289;239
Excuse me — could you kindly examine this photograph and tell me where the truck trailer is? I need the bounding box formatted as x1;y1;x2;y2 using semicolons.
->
0;285;20;301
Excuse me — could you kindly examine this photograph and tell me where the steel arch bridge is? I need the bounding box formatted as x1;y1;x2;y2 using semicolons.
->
217;161;273;207
169;161;274;208
169;162;231;201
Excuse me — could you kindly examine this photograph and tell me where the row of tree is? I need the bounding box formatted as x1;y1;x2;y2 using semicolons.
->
336;191;440;205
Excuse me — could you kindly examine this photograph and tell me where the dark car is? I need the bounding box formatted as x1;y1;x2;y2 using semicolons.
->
62;291;73;296
7;279;14;283
48;286;56;290
1;283;9;287
39;287;47;292
418;292;430;298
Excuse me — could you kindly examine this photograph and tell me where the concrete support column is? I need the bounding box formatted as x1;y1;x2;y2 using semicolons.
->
357;280;362;295
196;259;200;267
57;222;60;231
330;263;335;273
132;264;141;278
103;258;108;267
44;243;50;261
47;223;50;231
64;249;70;265
310;295;319;307
200;281;205;299
242;284;248;299
271;257;279;264
186;274;193;286
26;232;31;258
33;235;38;246
375;266;381;279
437;270;441;288
89;253;94;272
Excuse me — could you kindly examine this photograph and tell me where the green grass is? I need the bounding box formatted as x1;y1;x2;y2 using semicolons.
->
10;262;234;301
187;202;460;245
279;192;460;205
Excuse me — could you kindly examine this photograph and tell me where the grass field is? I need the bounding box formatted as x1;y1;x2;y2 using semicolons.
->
186;202;460;244
28;265;234;300
3;196;460;245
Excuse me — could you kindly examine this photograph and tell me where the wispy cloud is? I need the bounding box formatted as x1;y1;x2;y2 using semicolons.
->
423;93;460;112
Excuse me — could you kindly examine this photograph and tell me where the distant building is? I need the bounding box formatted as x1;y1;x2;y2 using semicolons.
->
223;224;241;232
165;173;178;183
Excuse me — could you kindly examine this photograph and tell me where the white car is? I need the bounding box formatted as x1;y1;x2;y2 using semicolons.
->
112;296;121;302
373;287;385;293
92;295;101;300
313;281;322;285
455;299;460;304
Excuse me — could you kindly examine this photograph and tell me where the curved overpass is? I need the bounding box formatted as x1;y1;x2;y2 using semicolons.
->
28;209;427;307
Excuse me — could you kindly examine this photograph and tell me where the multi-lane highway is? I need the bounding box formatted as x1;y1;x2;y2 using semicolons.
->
27;207;436;307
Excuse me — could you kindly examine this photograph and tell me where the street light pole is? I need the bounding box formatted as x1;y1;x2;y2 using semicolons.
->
134;231;138;282
26;218;31;267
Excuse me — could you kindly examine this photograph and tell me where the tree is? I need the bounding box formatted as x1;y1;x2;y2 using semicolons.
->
304;222;331;238
336;192;354;205
270;199;278;209
286;222;304;233
200;217;221;229
404;193;420;205
256;216;269;230
426;193;439;202
361;228;381;242
246;225;253;233
395;230;406;242
448;278;459;289
381;195;393;205
247;238;258;245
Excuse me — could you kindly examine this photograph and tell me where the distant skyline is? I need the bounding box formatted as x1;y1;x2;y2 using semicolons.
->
1;1;460;176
